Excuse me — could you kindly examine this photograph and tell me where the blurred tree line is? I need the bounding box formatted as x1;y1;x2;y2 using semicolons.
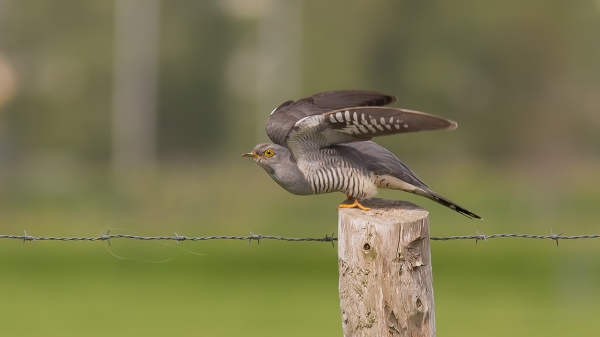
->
0;0;599;165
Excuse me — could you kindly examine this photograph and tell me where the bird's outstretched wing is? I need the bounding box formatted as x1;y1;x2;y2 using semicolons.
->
285;106;457;154
266;90;395;146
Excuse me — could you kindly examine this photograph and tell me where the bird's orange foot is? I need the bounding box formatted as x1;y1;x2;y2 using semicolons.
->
337;197;371;211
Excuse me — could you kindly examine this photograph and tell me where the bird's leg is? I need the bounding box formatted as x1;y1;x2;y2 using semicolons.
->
338;196;371;211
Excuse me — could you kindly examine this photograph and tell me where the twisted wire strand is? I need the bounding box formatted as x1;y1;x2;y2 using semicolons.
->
2;230;600;245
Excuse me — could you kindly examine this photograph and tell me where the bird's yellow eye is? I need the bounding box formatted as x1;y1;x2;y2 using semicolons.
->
264;149;274;157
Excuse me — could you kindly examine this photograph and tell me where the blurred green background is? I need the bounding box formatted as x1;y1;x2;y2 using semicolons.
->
1;1;600;336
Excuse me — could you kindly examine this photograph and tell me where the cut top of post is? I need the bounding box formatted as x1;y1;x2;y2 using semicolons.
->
338;198;429;223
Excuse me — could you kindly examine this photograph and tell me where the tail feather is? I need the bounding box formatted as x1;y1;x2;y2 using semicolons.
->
414;189;482;220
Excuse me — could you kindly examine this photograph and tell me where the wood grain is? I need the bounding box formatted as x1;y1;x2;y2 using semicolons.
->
338;198;435;336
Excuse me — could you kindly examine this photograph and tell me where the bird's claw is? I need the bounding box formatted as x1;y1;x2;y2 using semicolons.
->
338;197;371;211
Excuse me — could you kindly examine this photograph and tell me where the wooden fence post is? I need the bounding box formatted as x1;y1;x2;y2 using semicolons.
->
338;198;435;337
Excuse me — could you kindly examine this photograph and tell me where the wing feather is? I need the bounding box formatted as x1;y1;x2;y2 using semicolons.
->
324;107;457;139
286;106;457;151
307;90;396;110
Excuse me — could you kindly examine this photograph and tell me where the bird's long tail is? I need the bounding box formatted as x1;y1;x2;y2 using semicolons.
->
414;189;482;220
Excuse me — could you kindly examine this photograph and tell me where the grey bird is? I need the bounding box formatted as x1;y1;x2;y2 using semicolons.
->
243;90;481;219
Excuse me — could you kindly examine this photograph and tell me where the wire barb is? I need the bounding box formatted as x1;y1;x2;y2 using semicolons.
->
174;232;185;244
324;232;336;248
100;230;111;246
22;230;36;245
550;228;562;246
475;231;487;244
247;231;263;245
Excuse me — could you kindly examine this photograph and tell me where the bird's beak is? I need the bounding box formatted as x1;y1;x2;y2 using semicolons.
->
242;151;259;158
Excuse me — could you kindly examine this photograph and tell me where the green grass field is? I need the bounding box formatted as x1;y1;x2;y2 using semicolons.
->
1;161;599;336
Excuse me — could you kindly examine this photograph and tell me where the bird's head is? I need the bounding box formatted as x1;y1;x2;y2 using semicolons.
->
242;143;291;174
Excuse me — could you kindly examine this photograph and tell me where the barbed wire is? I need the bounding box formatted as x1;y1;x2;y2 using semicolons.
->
1;229;600;246
0;230;339;246
430;230;600;246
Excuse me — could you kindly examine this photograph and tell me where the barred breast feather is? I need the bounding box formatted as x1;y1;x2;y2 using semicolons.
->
297;148;378;199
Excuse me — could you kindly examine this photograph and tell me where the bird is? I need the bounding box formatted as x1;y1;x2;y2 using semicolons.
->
242;90;481;219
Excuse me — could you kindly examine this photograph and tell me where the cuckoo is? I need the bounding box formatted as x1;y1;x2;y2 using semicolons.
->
243;90;481;219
